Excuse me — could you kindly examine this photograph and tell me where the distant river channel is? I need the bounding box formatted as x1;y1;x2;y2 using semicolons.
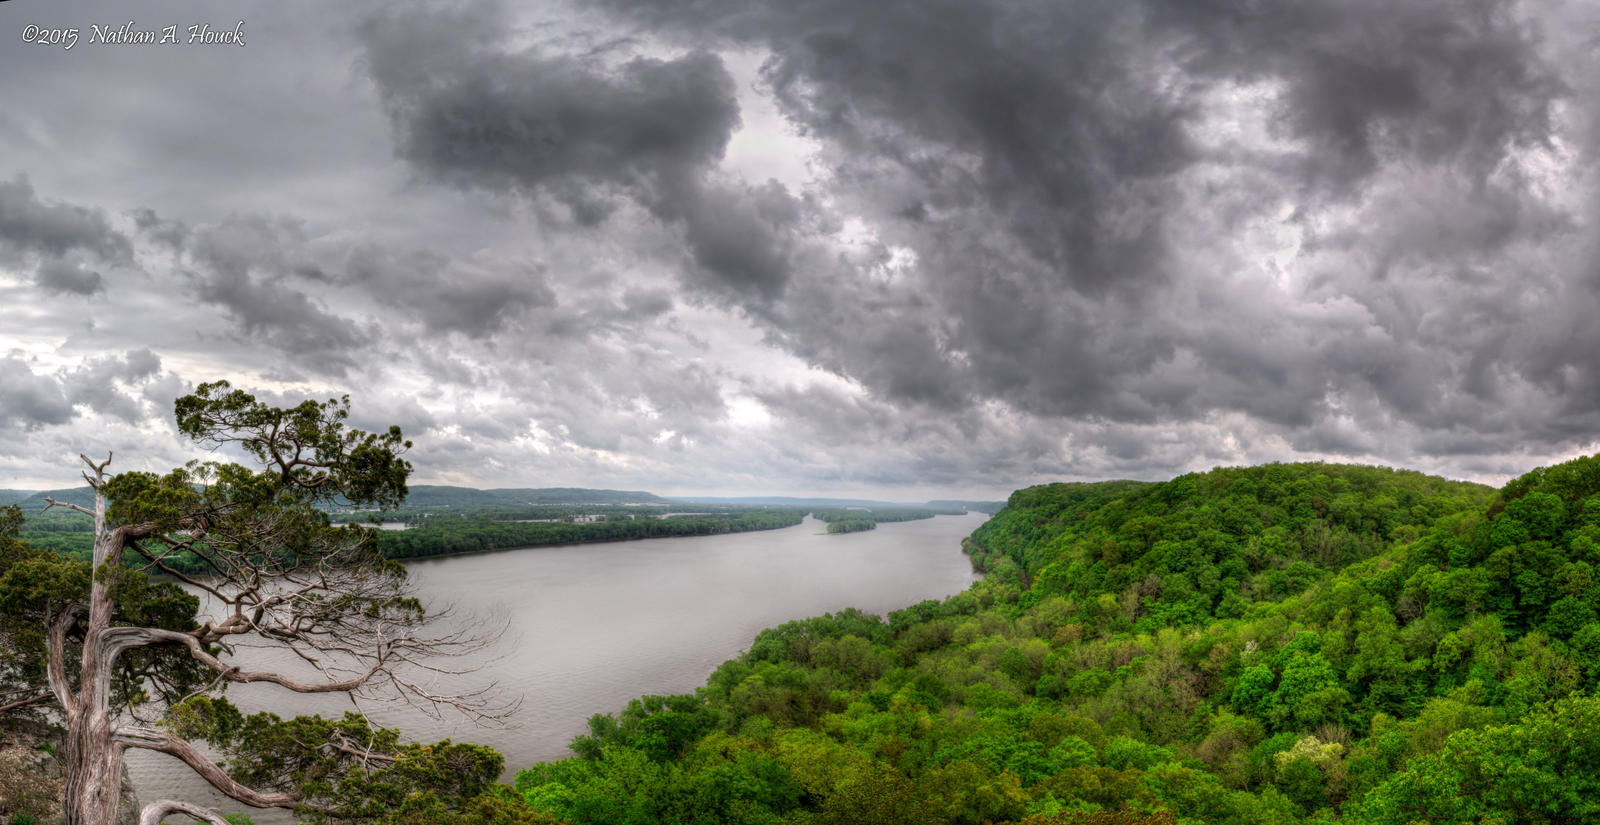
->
125;512;987;817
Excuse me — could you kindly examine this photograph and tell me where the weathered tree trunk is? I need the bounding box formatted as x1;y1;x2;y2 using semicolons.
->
62;701;122;825
60;477;124;825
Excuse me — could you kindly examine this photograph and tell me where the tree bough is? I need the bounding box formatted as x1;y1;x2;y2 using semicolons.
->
32;383;511;825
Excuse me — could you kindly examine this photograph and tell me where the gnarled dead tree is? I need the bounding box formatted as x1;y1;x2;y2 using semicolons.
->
41;382;511;825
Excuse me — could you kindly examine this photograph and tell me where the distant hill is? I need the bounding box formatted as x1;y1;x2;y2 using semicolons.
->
4;487;96;511
0;490;37;506
389;486;669;508
676;495;910;508
925;499;1008;514
683;495;1005;513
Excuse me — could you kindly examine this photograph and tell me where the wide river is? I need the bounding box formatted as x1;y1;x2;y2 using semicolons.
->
125;512;987;816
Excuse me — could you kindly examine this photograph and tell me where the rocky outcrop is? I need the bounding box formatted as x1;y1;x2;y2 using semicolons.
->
0;717;139;825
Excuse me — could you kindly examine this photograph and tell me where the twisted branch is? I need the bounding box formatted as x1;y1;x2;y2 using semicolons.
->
113;725;324;813
139;800;231;825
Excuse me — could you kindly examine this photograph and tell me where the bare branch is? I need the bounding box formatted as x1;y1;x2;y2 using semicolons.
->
48;603;87;710
79;452;112;490
124;540;234;604
0;690;55;715
114;725;317;812
328;729;399;766
139;800;231;825
42;497;96;518
102;626;387;693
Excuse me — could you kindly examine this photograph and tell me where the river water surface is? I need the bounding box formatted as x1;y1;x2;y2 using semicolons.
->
125;512;986;816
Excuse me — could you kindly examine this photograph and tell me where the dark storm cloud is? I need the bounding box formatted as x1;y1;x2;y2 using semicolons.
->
0;356;75;432
360;6;737;196
342;245;556;337
63;350;165;425
567;0;1592;463
0;176;132;263
1147;0;1561;190
34;259;106;296
1;177;131;299
6;0;1596;495
0;349;164;433
183;216;370;373
591;0;1199;294
358;4;814;304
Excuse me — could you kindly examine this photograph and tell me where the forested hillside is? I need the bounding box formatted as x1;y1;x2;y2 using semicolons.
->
490;458;1600;824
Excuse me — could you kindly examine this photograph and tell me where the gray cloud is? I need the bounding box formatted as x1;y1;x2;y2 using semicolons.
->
342;245;556;337
63;350;165;425
1149;0;1562;190
0;356;75;432
35;259;106;296
131;207;190;252
184;217;371;373
0;349;166;436
0;176;132;263
362;8;738;197
359;4;821;304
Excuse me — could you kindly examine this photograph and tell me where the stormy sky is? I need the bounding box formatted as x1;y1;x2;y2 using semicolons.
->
1;0;1598;498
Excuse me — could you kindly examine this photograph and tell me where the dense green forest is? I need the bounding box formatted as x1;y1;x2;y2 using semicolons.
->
826;519;878;534
476;457;1600;824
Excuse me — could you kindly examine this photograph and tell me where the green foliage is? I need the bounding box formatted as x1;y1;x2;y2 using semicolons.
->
0;503;208;717
813;507;947;524
1352;695;1600;825
169;696;505;823
175;380;413;509
375;510;805;561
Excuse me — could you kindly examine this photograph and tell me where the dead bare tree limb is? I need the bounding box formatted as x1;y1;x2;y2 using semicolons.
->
138;800;231;825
